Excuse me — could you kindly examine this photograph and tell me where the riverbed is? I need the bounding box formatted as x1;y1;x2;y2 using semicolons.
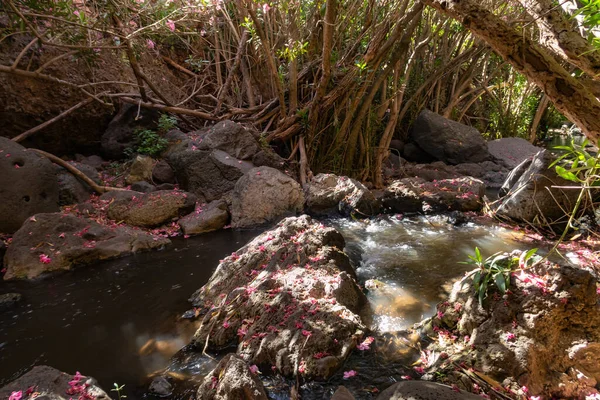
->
0;215;541;399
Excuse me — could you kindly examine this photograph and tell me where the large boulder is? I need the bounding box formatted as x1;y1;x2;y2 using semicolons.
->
187;215;367;379
0;365;111;400
487;137;542;169
409;110;489;165
198;120;261;160
380;177;486;214
0;137;60;233
107;190;196;228
197;354;268;400
376;381;482;400
168;149;253;201
3;212;170;280
494;150;581;225
101;102;159;159
427;256;600;398
305;174;380;216
231;167;304;228
179;200;229;235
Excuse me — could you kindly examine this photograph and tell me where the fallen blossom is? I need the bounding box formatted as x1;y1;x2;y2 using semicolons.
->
210;376;218;389
451;384;461;393
9;391;22;400
39;254;52;264
302;330;312;337
223;320;230;329
298;363;306;374
357;336;374;351
343;370;357;379
146;39;155;49
166;20;175;31
249;365;259;374
413;366;425;374
506;332;516;341
400;375;413;380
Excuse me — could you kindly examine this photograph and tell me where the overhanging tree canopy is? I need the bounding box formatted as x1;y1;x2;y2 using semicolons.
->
423;0;600;143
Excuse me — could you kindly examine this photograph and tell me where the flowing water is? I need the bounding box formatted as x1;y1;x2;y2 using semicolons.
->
0;215;539;399
332;214;535;332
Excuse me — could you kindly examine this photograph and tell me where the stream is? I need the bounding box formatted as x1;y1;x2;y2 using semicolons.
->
0;215;540;399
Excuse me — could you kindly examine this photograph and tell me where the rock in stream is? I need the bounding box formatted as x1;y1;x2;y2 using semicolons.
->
187;215;367;379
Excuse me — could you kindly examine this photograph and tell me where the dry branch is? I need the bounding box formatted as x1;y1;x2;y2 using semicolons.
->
119;96;218;120
30;149;128;194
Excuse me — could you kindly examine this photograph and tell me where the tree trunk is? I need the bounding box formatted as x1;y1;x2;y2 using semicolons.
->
422;0;600;143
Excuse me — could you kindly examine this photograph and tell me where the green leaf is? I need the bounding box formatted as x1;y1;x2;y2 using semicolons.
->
473;271;481;287
475;247;482;262
478;279;489;305
555;165;580;182
523;248;538;262
495;273;507;293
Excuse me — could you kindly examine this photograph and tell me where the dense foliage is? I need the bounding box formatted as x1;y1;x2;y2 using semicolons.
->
1;0;598;182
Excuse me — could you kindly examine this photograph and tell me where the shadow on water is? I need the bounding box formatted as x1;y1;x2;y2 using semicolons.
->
0;228;261;397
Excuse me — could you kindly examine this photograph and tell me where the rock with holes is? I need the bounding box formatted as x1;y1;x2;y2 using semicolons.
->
0;137;60;234
3;212;170;280
197;354;268;400
187;215;367;379
198;120;261;160
0;366;112;400
231;167;304;228
168;149;253;201
409;109;490;165
107;190;196;228
424;254;600;399
494;150;582;225
179;200;229;235
305;174;380;216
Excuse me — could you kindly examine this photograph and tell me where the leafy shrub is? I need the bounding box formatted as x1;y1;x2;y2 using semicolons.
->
133;129;169;157
461;247;538;305
126;114;176;158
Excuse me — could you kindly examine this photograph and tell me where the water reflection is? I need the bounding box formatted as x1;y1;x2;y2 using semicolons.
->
0;229;260;397
332;215;533;331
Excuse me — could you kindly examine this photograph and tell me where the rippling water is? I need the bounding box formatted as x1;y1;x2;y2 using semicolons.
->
332;214;534;331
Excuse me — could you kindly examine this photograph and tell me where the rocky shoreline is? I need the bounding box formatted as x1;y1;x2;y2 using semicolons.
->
1;111;599;399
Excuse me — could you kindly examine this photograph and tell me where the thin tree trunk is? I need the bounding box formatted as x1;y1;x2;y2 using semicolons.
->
530;94;550;143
